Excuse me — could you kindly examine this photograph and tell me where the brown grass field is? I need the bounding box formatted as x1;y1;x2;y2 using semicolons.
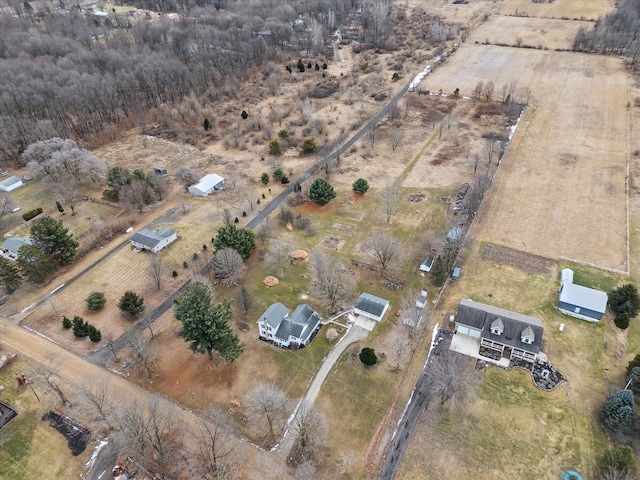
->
497;0;615;20
420;43;629;271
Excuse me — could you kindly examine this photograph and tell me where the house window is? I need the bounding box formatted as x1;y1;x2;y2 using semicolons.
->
574;307;580;313
491;328;500;335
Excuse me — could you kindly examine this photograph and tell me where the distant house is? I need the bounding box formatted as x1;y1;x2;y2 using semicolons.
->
257;302;322;349
416;289;427;309
0;237;32;260
455;298;544;363
130;228;177;253
0;176;23;193
354;292;390;322
188;174;224;197
557;268;608;322
419;254;435;272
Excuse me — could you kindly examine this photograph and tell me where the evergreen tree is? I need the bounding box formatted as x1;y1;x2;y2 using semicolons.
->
609;283;640;317
174;282;244;362
88;325;102;342
615;312;630;329
352;178;370;195
0;257;22;293
308;178;336;206
17;244;54;283
105;166;132;199
628;353;640;375
213;224;256;261
72;316;90;338
599;389;634;433
268;140;283;157
118;290;145;316
203;118;212;131
627;366;640;394
261;172;270;185
301;138;317;154
359;347;377;366
272;168;284;180
62;316;72;329
30;216;79;264
431;255;449;287
86;292;107;310
241;110;248;120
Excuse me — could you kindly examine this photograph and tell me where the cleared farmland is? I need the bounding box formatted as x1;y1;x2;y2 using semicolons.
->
497;0;615;20
420;45;628;270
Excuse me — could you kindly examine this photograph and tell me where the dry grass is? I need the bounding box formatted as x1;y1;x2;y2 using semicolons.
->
498;0;615;20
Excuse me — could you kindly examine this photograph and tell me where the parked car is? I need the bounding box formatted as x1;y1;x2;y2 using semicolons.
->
22;175;32;181
2;171;9;177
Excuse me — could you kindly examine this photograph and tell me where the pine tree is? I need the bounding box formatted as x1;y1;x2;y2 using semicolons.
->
203;118;212;131
174;282;244;362
599;390;634;433
359;347;377;366
62;316;72;329
431;255;449;287
213;224;256;261
609;284;640;317
352;178;370;195
261;172;270;185
88;325;102;342
0;257;22;293
118;290;145;316
308;178;336;206
86;292;107;310
30;216;79;264
72;316;90;338
17;244;54;283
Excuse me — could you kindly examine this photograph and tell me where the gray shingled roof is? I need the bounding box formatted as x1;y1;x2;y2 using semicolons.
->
274;303;320;343
1;236;32;255
456;299;544;354
259;302;289;329
355;292;389;317
130;228;175;248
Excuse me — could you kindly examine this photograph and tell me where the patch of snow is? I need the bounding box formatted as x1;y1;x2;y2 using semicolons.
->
21;325;59;345
82;439;108;478
408;65;431;92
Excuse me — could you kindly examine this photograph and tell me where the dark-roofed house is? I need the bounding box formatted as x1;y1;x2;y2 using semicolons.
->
130;228;177;253
354;292;390;322
455;298;544;363
0;176;23;193
419;254;434;272
0;236;32;260
557;268;608;322
257;302;322;349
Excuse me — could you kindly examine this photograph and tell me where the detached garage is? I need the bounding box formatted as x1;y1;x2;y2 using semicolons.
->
188;174;224;197
130;228;177;253
354;292;390;322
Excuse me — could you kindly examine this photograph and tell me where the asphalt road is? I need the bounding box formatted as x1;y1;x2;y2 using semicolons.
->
376;330;453;480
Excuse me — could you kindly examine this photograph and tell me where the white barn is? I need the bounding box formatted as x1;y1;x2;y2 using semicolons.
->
557;268;608;322
354;292;390;322
130;228;177;253
0;176;23;192
188;174;225;197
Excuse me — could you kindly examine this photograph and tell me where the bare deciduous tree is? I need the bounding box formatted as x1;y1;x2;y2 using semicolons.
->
310;248;355;312
389;328;409;372
117;396;184;475
257;223;271;245
484;138;496;165
383;175;402;223
81;378;111;420
221;208;232;225
265;239;290;277
367;122;377;148
370;229;401;274
192;408;238;480
295;459;317;479
148;172;170;200
388;129;404;151
482;80;495;101
244;190;258;211
424;350;478;410
53;175;81;215
126;327;152;378
121;179;155;213
31;353;72;406
104;331;119;362
211;248;245;287
467;172;493;219
244;382;290;439
0;192;15;225
290;401;328;462
301;97;315;126
175;166;199;186
147;253;166;290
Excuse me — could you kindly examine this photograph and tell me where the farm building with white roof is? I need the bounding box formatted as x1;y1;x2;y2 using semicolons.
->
557;268;608;322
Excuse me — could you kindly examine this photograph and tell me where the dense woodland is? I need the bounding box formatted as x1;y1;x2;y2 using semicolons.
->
574;0;640;67
0;0;396;162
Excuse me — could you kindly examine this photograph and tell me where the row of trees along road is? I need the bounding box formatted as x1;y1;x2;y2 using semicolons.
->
0;0;399;161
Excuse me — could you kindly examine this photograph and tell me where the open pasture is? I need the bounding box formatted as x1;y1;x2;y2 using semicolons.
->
498;0;615;20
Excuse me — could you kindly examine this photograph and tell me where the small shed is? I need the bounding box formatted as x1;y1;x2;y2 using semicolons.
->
188;174;224;197
447;226;463;243
451;267;461;280
419;254;435;272
130;228;177;253
354;292;390;322
0;176;23;192
154;166;167;175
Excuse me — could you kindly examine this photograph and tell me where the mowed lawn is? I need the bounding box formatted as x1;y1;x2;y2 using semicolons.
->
397;241;615;479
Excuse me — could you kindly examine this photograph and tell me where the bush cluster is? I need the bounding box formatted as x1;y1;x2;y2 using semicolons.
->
22;207;43;221
62;315;102;342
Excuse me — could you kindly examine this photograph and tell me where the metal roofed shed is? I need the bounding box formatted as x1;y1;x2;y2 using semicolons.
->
451;267;461;280
557;268;608;322
354;292;390;322
0;176;23;192
419;254;435;272
187;174;224;197
447;226;463;243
